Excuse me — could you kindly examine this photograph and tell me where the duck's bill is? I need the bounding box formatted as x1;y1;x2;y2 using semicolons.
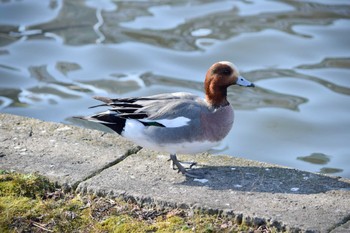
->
237;76;255;87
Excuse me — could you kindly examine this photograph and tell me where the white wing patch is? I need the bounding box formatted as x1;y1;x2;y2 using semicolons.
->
144;116;191;128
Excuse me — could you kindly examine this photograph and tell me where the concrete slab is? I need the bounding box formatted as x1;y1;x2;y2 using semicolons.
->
330;220;350;233
0;113;139;189
77;150;350;232
1;113;350;232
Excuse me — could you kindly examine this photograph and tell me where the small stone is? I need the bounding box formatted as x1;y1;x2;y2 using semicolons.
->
56;126;71;131
193;178;208;184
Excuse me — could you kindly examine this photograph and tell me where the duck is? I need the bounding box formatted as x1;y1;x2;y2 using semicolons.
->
77;61;254;177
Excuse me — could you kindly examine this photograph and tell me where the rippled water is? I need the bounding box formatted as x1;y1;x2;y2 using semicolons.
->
1;0;350;178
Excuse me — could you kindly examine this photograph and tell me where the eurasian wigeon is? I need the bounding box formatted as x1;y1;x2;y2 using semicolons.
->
77;61;254;177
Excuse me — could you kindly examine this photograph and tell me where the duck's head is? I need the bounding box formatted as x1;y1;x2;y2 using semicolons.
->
204;61;254;107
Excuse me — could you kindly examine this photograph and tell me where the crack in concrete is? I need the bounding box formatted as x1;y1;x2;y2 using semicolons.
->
329;214;350;232
71;146;143;190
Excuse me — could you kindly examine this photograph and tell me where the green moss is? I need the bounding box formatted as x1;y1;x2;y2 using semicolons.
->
153;216;191;232
0;171;55;198
0;196;35;232
100;215;150;232
0;171;278;233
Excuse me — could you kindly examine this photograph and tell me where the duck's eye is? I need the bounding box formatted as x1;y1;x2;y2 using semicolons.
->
222;68;231;75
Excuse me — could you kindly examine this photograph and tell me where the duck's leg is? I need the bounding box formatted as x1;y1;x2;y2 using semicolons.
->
169;154;199;178
169;154;197;170
169;154;186;174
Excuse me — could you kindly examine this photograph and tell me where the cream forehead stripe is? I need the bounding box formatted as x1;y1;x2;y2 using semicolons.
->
217;61;239;73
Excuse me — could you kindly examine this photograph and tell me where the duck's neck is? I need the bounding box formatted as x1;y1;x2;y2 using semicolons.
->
205;85;229;109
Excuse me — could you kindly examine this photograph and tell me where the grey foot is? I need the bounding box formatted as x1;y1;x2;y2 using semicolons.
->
169;154;200;178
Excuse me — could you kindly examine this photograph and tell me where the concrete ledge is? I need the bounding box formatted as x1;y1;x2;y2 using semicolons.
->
0;113;140;189
1;113;350;232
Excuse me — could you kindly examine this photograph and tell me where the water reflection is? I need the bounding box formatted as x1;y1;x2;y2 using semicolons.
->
0;0;62;27
246;66;350;96
298;152;345;175
319;167;344;174
0;0;350;178
297;153;331;165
